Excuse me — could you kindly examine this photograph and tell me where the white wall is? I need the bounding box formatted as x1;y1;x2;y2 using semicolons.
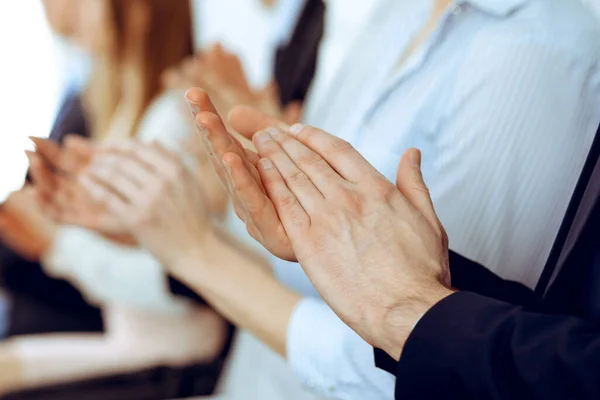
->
0;1;61;202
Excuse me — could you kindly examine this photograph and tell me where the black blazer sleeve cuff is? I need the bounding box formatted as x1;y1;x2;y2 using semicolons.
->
394;291;516;399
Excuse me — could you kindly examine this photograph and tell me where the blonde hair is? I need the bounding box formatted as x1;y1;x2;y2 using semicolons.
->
85;0;194;140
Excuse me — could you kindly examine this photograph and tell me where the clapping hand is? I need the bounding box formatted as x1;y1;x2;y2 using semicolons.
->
187;92;453;359
77;140;215;269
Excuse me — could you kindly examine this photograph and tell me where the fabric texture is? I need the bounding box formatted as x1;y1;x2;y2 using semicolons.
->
279;0;600;397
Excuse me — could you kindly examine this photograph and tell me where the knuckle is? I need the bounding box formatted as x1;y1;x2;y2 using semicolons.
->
285;170;309;185
328;137;353;155
275;193;298;210
339;188;366;215
374;180;398;203
298;152;325;168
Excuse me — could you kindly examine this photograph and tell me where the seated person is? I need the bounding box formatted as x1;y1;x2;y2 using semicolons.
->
0;0;227;396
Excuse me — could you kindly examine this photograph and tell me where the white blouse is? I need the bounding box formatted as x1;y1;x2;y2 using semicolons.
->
42;90;195;313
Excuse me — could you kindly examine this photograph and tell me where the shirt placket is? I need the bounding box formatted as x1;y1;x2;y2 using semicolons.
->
358;0;466;136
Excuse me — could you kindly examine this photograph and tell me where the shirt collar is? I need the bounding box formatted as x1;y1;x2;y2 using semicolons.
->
456;0;530;17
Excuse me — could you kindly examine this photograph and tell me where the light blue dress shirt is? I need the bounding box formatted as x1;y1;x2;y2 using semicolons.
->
274;0;600;398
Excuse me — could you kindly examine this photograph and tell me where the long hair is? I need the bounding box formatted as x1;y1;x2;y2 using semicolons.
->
86;0;194;140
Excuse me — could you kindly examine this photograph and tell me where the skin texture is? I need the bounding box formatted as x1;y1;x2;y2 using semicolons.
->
0;188;57;262
83;91;454;362
79;138;300;357
25;134;226;243
185;91;454;359
185;88;297;260
164;45;302;132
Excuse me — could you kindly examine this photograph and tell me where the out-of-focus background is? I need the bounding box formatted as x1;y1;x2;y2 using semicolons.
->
1;0;600;202
0;0;386;202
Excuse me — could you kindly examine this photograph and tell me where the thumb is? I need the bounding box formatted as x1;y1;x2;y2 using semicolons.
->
396;149;439;229
228;105;289;141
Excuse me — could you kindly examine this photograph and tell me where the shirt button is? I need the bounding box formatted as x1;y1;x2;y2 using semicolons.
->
451;4;462;15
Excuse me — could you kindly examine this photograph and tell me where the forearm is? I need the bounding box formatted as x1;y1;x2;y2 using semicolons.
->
169;227;301;357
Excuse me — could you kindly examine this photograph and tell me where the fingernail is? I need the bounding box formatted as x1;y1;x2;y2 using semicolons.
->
187;100;200;116
195;120;208;136
254;130;272;144
222;160;232;176
265;127;281;136
289;123;304;136
259;158;273;169
411;149;422;167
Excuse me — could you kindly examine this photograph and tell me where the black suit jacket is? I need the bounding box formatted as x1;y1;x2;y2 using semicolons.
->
376;122;600;399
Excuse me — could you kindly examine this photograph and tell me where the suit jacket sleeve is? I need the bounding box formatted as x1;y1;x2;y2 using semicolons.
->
393;291;600;400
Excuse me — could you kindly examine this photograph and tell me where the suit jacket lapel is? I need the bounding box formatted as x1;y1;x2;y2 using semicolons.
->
537;122;600;297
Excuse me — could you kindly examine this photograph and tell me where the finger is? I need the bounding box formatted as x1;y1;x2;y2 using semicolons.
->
197;112;263;190
185;87;218;117
86;157;147;202
256;157;310;235
262;127;346;197
282;101;303;125
229;105;289;141
197;112;255;162
61;135;93;174
97;141;173;181
30;137;61;171
253;130;324;211
53;178;77;212
95;152;157;186
220;153;268;237
78;174;131;215
222;152;272;222
288;124;382;183
27;151;57;199
395;149;440;229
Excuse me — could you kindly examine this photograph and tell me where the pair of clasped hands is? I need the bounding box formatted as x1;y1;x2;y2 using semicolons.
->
5;89;454;361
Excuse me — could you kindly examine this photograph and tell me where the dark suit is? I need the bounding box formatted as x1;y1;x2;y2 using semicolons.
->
376;122;600;399
273;0;326;106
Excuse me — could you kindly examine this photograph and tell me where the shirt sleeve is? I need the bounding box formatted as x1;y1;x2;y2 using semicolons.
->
42;226;189;314
427;33;600;288
287;297;395;400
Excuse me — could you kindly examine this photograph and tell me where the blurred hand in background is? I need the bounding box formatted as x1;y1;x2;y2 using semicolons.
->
0;187;57;262
164;44;302;129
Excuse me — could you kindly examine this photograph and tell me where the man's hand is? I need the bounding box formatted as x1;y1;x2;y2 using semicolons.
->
185;89;298;261
234;123;453;361
79;142;214;269
0;188;58;261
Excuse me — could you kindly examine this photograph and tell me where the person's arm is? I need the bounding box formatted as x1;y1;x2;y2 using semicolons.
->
393;291;600;400
168;226;301;357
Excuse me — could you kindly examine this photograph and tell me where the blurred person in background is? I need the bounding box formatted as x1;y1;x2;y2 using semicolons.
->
70;0;600;398
164;0;325;132
40;0;91;142
0;0;228;397
0;0;98;347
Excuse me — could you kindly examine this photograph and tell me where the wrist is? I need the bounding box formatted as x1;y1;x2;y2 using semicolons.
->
168;228;236;284
379;285;454;361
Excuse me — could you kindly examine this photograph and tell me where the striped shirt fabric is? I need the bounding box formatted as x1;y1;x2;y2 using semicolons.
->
275;0;600;398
